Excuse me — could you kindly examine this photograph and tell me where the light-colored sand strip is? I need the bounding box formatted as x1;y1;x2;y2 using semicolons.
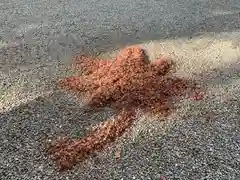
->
1;31;240;113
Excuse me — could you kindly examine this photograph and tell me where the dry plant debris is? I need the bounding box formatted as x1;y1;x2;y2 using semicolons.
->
47;46;204;171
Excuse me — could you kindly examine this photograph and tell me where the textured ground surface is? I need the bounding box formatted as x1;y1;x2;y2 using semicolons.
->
1;0;240;179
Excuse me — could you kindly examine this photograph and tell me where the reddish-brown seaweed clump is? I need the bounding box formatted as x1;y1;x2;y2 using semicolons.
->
47;46;204;171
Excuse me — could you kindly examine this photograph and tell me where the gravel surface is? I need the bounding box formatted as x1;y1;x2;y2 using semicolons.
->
1;0;240;179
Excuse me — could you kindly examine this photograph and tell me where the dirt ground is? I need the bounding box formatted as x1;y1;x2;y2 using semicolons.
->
1;0;240;179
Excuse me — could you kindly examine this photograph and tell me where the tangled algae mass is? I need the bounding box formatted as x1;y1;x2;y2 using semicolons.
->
47;46;204;171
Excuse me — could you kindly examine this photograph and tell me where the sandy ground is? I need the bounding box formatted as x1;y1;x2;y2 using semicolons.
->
0;0;240;179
